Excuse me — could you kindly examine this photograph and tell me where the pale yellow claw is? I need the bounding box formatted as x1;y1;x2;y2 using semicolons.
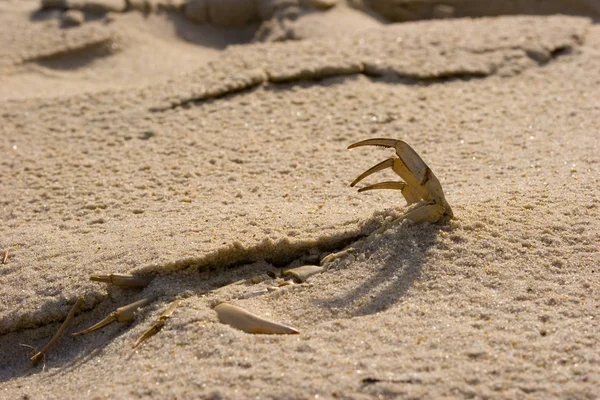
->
356;181;422;205
350;158;395;187
348;138;453;222
71;297;153;337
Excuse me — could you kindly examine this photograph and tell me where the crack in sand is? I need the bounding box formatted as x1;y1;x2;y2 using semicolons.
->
151;41;576;112
2;209;399;335
146;16;589;111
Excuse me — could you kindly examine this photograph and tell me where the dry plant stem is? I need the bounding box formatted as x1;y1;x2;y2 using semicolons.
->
2;248;8;264
90;273;154;288
132;283;239;348
31;296;83;365
71;297;153;336
133;299;182;349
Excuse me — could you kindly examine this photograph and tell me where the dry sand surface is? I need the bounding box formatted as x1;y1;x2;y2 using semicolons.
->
0;0;598;399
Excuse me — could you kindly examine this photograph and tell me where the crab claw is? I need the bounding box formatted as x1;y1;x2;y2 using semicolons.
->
350;157;423;205
357;181;423;205
349;138;429;183
348;138;453;222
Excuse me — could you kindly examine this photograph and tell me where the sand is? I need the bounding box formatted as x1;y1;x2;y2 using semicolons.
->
0;1;598;399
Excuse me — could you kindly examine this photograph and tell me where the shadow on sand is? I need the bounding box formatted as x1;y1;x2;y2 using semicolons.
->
315;222;440;317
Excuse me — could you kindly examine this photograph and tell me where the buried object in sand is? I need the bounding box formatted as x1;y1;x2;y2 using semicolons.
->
320;138;454;266
90;273;154;287
214;303;299;334
282;265;324;283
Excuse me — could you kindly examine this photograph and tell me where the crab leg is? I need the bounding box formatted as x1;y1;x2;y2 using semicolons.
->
348;138;399;149
71;297;153;337
356;180;422;205
401;203;446;224
350;151;430;194
349;158;395;187
323;138;453;265
349;138;429;182
133;299;182;349
356;181;405;192
349;156;427;203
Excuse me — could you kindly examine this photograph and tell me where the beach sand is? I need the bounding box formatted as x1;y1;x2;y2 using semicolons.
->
0;1;598;398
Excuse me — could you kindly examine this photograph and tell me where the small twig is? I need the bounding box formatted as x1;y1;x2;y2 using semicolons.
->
133;299;182;349
2;248;8;264
31;297;83;366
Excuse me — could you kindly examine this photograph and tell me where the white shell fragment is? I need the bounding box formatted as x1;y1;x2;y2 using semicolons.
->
282;265;324;283
213;303;299;335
